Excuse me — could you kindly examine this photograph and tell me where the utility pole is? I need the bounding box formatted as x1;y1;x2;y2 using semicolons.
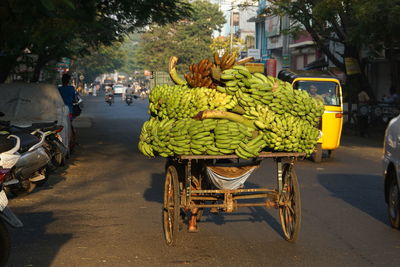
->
230;1;234;52
281;15;290;68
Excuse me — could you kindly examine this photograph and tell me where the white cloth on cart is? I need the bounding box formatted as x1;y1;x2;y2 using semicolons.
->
206;166;257;190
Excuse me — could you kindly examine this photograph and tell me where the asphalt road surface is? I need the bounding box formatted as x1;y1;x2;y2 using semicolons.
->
6;95;400;267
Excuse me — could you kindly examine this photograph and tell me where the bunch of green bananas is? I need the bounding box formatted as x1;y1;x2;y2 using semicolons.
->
238;103;320;155
140;65;325;159
262;114;320;155
219;66;324;127
235;132;267;159
138;117;257;157
148;84;237;120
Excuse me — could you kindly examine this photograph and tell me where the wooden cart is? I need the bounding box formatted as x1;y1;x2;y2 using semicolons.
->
162;152;305;246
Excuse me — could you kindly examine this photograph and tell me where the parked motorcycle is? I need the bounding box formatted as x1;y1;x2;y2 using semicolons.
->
33;124;67;172
0;140;23;266
0;122;53;194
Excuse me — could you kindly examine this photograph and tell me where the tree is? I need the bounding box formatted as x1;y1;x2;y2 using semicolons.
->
71;44;127;83
267;0;400;102
209;36;244;57
0;0;192;83
134;0;226;73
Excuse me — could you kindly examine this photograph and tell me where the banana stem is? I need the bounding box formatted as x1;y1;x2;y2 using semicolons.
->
194;110;255;128
237;56;255;65
169;56;187;85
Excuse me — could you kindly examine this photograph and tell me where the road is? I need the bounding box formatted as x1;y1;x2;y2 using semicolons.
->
6;95;400;267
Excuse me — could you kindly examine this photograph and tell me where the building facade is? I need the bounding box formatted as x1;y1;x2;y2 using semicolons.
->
251;0;321;74
211;0;257;49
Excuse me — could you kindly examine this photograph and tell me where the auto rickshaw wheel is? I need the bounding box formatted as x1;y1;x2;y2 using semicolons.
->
328;149;336;159
312;143;322;163
279;163;301;242
163;164;180;246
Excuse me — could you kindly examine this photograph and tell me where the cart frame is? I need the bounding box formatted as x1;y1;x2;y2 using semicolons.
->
162;152;305;246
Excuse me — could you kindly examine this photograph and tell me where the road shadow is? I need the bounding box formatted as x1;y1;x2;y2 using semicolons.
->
143;173;165;203
7;211;72;267
318;173;387;224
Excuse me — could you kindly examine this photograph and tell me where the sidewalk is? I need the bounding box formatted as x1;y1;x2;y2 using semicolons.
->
341;122;385;148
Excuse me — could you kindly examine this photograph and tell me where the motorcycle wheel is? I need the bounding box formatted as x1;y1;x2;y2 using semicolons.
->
108;101;112;106
0;219;11;266
51;139;66;168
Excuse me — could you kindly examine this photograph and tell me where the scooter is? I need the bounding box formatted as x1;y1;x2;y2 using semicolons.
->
105;94;114;106
0;138;23;266
33;124;67;172
125;94;133;105
0;123;52;194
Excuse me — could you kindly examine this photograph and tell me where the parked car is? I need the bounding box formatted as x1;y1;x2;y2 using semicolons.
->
113;84;126;95
383;114;400;228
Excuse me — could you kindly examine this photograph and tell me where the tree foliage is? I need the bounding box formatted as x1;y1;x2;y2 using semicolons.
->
71;44;127;83
209;36;244;58
134;0;226;73
0;0;192;82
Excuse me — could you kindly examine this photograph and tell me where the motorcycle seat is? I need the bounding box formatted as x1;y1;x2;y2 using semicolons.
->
13;133;40;153
31;121;57;129
8;121;57;134
0;135;16;153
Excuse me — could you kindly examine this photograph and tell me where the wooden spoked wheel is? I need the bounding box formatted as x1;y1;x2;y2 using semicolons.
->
163;165;180;246
279;163;301;242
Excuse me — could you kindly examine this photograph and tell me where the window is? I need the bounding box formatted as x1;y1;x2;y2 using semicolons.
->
293;81;341;106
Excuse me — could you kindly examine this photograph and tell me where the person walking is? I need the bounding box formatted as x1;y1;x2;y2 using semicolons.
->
357;89;371;137
58;73;79;152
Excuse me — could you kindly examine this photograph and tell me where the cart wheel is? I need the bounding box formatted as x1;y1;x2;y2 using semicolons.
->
279;163;301;242
312;143;322;163
163;165;180;246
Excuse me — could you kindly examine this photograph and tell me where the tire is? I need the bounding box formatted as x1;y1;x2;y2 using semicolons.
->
0;219;11;267
328;150;336;159
51;139;66;167
388;177;400;229
163;164;180;246
279;163;301;242
312;143;322;163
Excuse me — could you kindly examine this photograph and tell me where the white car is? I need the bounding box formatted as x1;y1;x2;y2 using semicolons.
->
383;114;400;228
113;84;126;95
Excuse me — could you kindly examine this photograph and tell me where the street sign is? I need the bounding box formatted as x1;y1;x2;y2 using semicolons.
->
282;55;291;68
247;49;261;60
55;57;71;71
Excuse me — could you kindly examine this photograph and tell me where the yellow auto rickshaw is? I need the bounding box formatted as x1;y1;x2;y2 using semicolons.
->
278;69;343;162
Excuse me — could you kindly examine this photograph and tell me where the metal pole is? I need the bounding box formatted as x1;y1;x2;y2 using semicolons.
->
230;2;234;52
282;15;290;68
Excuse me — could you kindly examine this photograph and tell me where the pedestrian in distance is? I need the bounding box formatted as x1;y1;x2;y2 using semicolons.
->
357;89;371;137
